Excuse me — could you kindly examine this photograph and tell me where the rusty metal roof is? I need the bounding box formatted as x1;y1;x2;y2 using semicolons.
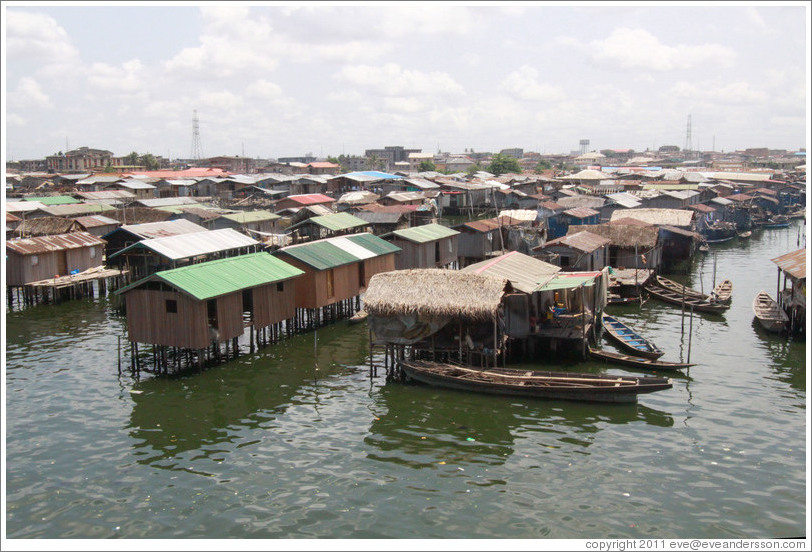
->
542;230;611;253
111;228;259;261
461;251;560;294
563;207;600;219
6;231;106;255
771;248;806;280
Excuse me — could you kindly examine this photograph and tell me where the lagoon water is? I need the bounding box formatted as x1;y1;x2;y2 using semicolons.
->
5;220;807;540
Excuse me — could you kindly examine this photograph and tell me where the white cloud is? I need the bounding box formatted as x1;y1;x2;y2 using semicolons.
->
5;10;80;64
9;77;54;109
672;81;769;104
87;59;146;94
498;66;566;102
382;97;426;114
338;63;466;98
246;80;285;102
376;6;479;37
590;28;736;71
6;113;27;127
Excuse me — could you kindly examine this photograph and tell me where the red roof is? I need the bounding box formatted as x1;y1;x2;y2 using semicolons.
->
124;168;231;179
284;193;335;205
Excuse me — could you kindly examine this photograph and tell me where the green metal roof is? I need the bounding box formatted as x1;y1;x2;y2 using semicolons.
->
344;233;401;255
308;212;368;232
117;252;304;301
277;241;358;270
221;210;280;223
276;233;400;271
389;223;460;243
24;195;80;205
534;274;597;292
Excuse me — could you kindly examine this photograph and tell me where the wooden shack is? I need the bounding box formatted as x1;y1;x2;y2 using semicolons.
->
382;222;460;270
452;218;503;267
565;220;661;271
73;215;122;238
102;219;208;259
6;231;106;286
108;228;260;281
534;230;610;271
116;252;304;373
274;193;335;212
771;248;805;336
273;232;400;327
363;269;514;369
285;212;369;243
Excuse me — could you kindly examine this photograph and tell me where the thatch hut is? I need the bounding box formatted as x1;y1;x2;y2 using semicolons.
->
363;269;513;367
565;220;661;270
13;216;80;238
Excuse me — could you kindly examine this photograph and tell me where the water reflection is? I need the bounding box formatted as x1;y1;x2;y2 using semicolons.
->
751;320;806;393
126;322;372;470
365;379;673;470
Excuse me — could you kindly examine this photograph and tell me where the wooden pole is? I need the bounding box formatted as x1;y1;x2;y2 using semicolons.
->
681;282;686;334
687;305;694;363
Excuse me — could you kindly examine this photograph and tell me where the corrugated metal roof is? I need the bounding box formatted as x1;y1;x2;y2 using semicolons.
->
772;248;805;280
534;272;601;292
456;218;500;232
563;207;600;219
6;201;47;213
389;223;460;243
118;252;304;301
6;231;106;255
277;241;357;270
308;212;368;231
24;195;79;205
276;232;399;270
111;228;259;261
73;215;120;228
461;251;560;294
609;208;694;227
284;194;335;205
118;219;208;239
354;211;405;225
344;233;401;256
41;203;114;216
136;197;200;208
543;231;611;253
75;191;136;200
710;197;734;206
220;210;281;223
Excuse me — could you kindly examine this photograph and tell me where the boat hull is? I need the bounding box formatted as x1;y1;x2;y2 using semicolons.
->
752;291;788;333
399;361;672;404
601;314;664;359
588;347;694;371
644;284;729;314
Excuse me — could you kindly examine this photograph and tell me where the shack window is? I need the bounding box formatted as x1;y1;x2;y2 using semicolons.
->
561;256;570;267
90;247;96;259
277;281;284;292
166;299;178;313
31;255;39;266
435;242;441;264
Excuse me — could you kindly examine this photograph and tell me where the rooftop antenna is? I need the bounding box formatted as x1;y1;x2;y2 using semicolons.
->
191;109;203;161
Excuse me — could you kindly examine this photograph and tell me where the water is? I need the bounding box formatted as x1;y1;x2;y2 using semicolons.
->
5;221;807;540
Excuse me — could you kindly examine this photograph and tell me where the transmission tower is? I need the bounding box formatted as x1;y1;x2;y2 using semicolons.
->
684;114;693;155
191;110;203;161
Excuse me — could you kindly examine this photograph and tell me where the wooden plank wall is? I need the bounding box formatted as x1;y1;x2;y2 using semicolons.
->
125;289;209;349
253;281;297;326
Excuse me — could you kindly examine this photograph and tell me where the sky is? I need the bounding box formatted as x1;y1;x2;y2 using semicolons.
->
2;1;809;162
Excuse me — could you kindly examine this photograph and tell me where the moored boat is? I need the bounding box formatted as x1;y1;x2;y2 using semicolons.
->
398;360;672;404
738;230;752;239
601;313;664;359
711;279;733;304
763;215;790;229
752;291;789;333
644;284;729;314
655;275;710;301
588;347;694;372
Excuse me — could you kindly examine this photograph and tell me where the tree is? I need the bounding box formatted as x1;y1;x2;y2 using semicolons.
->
419;159;436;172
466;163;483;177
535;160;552;173
124;151;140;166
139;153;160;170
487;153;521;176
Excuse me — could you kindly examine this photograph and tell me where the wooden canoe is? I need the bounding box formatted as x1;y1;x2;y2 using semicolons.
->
601;314;664;359
398;360;672;404
588;347;694;371
711;279;733;304
655;275;710;301
752;291;788;333
644;284;729;314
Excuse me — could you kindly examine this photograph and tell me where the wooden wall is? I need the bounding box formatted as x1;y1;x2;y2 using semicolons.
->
125;289;209;349
6;245;103;286
253;281;297;326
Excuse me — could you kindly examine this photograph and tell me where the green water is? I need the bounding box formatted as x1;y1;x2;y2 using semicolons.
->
4;221;807;539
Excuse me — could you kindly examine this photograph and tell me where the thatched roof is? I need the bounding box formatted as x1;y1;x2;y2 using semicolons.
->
15;216;79;237
105;207;173;225
567;222;659;248
363;269;510;321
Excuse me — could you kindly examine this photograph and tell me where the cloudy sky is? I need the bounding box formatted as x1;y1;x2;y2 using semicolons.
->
3;2;809;162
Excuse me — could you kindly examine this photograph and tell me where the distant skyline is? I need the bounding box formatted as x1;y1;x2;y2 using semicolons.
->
3;2;809;162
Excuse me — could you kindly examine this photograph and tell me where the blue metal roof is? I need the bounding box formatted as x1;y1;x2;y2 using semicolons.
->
342;171;403;180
